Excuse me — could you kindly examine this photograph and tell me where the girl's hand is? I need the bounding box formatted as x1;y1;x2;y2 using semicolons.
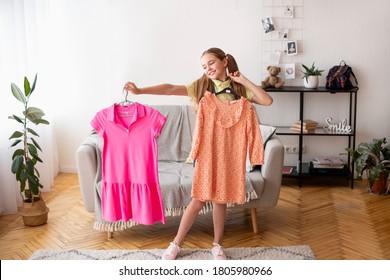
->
229;71;273;106
228;71;247;84
123;82;141;94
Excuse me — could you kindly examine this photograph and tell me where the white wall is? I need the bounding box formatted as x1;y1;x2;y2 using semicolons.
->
3;0;390;173
41;0;265;172
287;0;390;165
256;0;390;165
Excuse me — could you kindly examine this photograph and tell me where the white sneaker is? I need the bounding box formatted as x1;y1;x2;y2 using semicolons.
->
162;242;181;260
211;243;227;260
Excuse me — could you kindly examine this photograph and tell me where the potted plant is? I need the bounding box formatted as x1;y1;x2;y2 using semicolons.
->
301;62;324;88
9;74;50;226
345;138;390;194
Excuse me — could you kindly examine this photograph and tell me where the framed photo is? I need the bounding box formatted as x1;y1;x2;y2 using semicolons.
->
285;63;296;79
262;17;275;33
278;28;289;39
284;6;294;18
286;40;298;56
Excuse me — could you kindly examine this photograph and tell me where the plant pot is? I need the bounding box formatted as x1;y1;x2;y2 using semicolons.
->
369;173;389;195
304;76;319;88
18;197;49;226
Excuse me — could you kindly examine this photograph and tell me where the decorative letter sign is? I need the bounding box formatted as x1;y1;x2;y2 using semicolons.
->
324;117;352;134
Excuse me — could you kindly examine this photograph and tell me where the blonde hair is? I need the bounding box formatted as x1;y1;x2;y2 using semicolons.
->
190;47;247;111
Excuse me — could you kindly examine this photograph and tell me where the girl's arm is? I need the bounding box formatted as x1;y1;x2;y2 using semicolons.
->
123;82;188;96
228;72;273;106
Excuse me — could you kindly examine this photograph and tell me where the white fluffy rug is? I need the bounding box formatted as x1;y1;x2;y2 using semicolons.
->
30;245;315;260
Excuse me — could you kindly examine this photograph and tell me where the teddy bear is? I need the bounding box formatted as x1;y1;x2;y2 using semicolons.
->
261;66;284;88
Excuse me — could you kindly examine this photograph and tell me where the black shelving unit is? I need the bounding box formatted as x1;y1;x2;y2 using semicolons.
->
266;86;358;188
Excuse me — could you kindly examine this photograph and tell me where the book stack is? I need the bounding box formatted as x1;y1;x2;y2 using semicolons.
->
312;156;344;169
290;119;318;133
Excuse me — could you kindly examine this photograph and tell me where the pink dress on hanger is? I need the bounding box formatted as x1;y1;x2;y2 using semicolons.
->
91;103;166;225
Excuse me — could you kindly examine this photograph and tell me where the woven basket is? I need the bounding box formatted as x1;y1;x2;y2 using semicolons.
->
18;198;49;226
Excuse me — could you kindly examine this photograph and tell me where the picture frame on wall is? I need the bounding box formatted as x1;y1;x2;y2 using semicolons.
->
286;40;298;56
284;5;294;18
262;17;275;33
285;63;296;79
278;28;289;39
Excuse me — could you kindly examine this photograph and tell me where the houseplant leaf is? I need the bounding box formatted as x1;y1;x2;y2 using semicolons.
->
9;115;24;124
24;76;31;97
11;155;24;174
11;83;26;104
12;149;24;160
26;159;35;175
27;128;39;137
32;119;50;125
9;131;23;139
31;138;42;152
30;73;38;94
10;139;22;148
25;107;45;122
27;144;39;158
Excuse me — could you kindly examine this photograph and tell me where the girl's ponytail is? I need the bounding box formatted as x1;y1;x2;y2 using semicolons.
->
226;54;239;74
226;53;246;99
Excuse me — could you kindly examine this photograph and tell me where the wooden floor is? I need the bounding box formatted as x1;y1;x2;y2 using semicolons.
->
0;173;389;260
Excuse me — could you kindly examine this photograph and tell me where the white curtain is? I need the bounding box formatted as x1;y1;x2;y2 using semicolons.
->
0;0;58;215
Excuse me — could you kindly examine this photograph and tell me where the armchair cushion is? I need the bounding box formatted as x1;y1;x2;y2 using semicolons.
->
246;124;277;172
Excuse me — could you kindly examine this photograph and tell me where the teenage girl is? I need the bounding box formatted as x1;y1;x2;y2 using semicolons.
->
123;47;273;260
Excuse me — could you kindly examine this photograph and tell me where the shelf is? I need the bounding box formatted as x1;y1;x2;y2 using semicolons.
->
264;86;358;93
282;164;352;179
309;162;350;176
275;126;355;136
266;86;358;188
281;167;310;178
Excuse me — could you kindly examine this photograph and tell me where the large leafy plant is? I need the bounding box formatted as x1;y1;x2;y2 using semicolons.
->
9;74;49;202
345;138;390;189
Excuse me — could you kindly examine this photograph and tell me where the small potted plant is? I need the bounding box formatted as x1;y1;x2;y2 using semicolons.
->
301;62;324;88
9;74;50;226
344;138;390;194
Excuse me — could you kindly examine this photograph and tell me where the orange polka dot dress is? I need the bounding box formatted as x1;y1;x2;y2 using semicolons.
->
190;92;264;205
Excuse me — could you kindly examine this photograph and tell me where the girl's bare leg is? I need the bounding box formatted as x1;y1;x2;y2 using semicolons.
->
173;198;206;246
212;203;227;245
